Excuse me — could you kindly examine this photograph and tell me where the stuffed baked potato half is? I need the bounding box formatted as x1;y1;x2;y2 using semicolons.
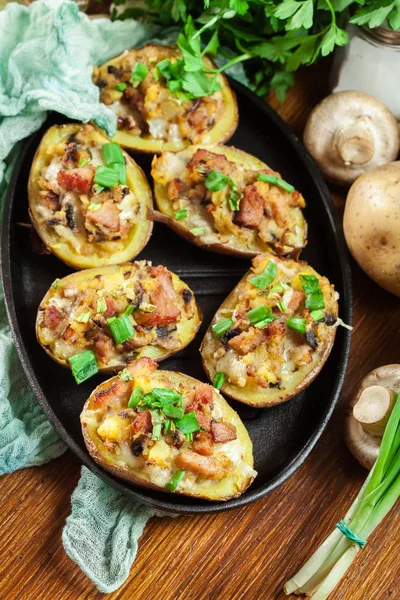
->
201;253;339;407
81;357;257;500
28;123;153;269
36;262;201;376
93;44;238;153
151;145;307;258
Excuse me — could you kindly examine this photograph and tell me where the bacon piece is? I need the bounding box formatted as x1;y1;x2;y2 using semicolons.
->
186;148;229;174
185;383;213;432
228;326;268;355
94;335;114;362
267;320;286;339
233;184;264;229
135;266;181;328
85;201;120;232
103;297;118;318
123;86;145;112
211;421;237;443
175;450;233;479
39;190;60;211
43;305;63;329
126;357;158;378
133;410;152;433
192;432;213;456
57;166;94;194
287;290;305;312
167;178;186;200
93;379;132;409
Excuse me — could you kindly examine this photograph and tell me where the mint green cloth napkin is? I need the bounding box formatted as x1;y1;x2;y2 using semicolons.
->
0;0;247;592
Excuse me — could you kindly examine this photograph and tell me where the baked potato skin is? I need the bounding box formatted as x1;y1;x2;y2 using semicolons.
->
151;144;307;259
36;263;202;373
28;123;153;270
94;44;238;154
81;361;256;501
200;253;338;408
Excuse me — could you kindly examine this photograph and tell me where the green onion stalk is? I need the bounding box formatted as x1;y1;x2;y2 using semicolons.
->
284;393;400;599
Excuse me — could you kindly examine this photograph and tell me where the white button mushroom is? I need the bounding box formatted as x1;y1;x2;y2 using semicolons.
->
303;91;400;186
345;365;400;470
343;161;400;297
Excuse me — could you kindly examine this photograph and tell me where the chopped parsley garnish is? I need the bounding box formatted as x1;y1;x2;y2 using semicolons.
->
175;411;201;435
128;386;144;408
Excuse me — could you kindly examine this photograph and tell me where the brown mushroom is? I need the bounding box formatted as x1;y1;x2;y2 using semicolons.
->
303;91;400;186
343;161;400;297
345;365;400;469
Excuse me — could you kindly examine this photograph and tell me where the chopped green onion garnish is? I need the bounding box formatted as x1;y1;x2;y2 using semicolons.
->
152;68;159;81
257;173;295;193
213;372;226;390
175;209;188;221
68;350;98;384
119;369;133;382
277;301;287;313
51;278;61;289
78;156;90;168
176;411;201;435
93;184;105;195
94;166;119;189
287;317;307;334
88;203;101;211
163;419;172;434
247;305;271;325
270;282;290;294
228;190;241;211
101;142;124;166
128;386;144;408
190;227;205;236
96;297;107;313
249;260;278;290
205;170;229;192
124;305;134;316
131;62;148;86
310;309;325;322
151;423;162;441
76;311;91;323
107;314;135;345
300;274;325;311
110;162;126;185
212;317;234;338
163;405;185;420
165;470;186;492
186;432;193;442
114;83;127;92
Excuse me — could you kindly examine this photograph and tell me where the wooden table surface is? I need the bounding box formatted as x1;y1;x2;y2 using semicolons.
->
1;62;399;600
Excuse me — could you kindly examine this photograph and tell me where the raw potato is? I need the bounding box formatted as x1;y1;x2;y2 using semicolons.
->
151;144;307;258
36;262;202;372
94;44;238;153
28;123;153;269
345;364;400;470
81;358;257;501
343;161;400;296
201;253;339;407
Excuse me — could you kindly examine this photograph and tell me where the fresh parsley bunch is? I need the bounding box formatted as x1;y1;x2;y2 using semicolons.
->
111;0;400;100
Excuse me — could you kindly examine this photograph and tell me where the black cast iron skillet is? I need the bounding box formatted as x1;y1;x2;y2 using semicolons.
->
1;81;352;514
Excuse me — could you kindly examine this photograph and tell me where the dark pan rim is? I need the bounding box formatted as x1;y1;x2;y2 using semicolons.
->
1;80;353;514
